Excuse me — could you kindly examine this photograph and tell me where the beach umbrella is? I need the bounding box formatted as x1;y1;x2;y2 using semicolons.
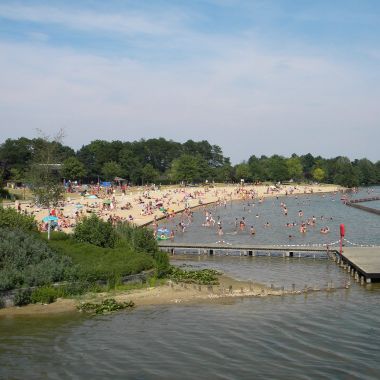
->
157;228;170;234
86;194;98;199
42;215;59;222
75;204;84;209
103;199;111;205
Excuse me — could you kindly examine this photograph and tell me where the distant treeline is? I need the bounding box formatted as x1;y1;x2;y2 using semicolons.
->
0;137;379;188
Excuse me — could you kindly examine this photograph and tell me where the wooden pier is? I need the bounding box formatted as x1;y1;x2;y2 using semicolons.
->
336;247;380;283
158;241;380;282
158;241;329;257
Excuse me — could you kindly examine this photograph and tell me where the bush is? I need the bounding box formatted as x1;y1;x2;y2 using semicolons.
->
0;188;11;200
116;223;158;254
14;288;32;306
31;286;59;304
0;228;76;291
0;207;37;232
59;282;98;296
115;223;169;277
0;297;5;308
73;215;117;248
152;251;170;278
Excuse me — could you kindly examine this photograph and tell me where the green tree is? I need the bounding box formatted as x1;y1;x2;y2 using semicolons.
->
286;157;303;181
354;158;377;185
101;161;123;181
28;131;65;209
119;148;143;184
333;156;359;187
312;167;326;182
141;164;159;184
62;157;86;180
234;163;251;181
267;155;289;182
214;163;233;182
170;154;210;183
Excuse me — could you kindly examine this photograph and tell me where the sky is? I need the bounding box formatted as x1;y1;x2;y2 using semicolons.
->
0;0;379;163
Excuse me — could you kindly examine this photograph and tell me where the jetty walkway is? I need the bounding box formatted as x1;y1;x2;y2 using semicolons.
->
344;196;380;215
159;241;380;283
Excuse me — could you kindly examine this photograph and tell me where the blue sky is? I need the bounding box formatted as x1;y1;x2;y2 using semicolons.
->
0;0;379;163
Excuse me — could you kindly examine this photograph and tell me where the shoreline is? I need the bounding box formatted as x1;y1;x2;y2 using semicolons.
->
0;271;348;317
0;275;282;316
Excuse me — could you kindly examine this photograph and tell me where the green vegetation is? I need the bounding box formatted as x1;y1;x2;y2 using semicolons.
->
0;207;37;232
27;131;66;209
0;228;75;291
29;283;103;304
1;136;379;188
13;288;32;306
77;298;134;314
73;214;117;248
31;286;60;304
47;238;155;283
0;209;170;308
169;267;221;285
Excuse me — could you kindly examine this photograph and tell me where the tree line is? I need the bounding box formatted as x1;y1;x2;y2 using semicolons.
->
0;136;379;188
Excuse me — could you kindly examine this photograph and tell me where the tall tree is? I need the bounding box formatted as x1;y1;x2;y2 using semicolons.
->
101;161;123;181
286;157;303;181
62;157;86;180
141;164;159;184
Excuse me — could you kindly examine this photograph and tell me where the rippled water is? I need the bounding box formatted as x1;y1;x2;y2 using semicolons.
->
1;187;380;379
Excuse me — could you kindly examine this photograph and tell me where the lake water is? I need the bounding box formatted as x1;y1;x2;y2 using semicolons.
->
1;187;380;379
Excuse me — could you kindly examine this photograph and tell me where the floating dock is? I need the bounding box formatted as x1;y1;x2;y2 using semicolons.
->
158;242;380;283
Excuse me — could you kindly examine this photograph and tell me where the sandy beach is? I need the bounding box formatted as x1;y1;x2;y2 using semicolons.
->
11;183;342;232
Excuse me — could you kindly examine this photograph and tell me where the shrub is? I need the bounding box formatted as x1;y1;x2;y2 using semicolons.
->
60;282;101;296
116;223;158;254
73;215;117;248
31;286;59;304
0;228;75;291
0;188;11;200
152;251;170;278
0;207;37;232
14;288;32;306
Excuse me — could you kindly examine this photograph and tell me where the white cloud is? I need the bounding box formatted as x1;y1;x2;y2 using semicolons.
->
0;28;379;162
0;3;185;36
